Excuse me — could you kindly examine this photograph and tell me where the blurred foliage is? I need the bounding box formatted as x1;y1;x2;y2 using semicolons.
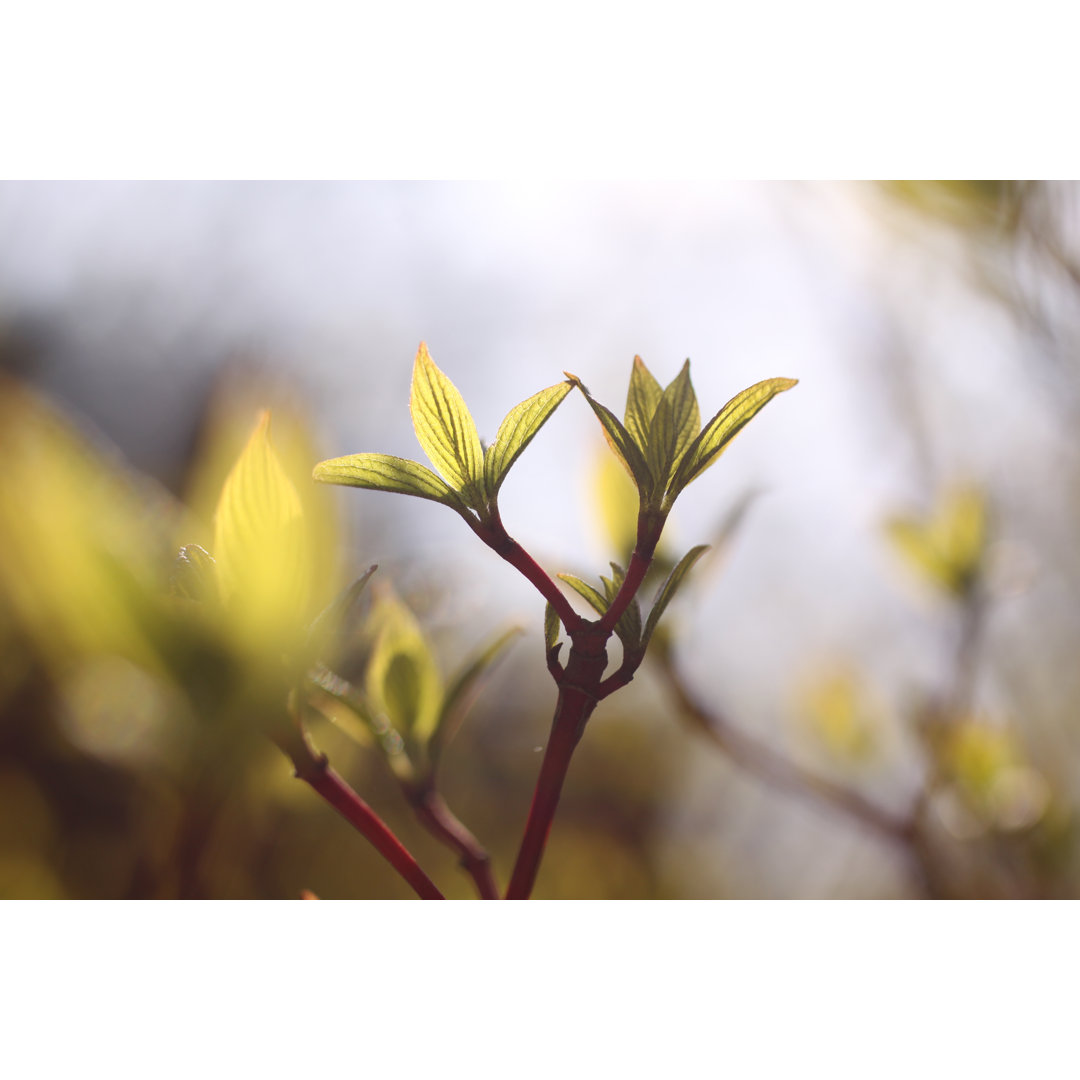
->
886;483;988;599
4;181;1080;898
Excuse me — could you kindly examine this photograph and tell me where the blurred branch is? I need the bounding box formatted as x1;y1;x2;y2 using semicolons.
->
406;785;499;899
309;665;499;899
652;640;913;848
274;723;444;900
649;638;958;896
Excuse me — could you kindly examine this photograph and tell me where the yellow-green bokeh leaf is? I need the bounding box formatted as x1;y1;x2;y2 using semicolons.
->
213;411;310;653
0;381;175;674
410;343;486;507
624;355;663;454
667;377;798;506
364;588;442;744
886;484;987;597
589;445;640;562
801;668;877;763
484;379;573;498
314;453;466;511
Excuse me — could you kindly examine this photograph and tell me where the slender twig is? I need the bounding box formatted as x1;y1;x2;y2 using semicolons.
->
470;508;582;631
275;726;444;900
309;667;498;898
653;646;913;848
408;785;500;899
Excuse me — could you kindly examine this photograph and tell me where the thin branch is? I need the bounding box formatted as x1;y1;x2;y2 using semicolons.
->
275;726;445;900
409;786;500;900
653;647;913;848
470;508;582;630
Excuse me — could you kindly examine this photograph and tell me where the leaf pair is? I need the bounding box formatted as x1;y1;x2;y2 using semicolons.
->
314;344;572;520
569;357;797;514
553;544;709;662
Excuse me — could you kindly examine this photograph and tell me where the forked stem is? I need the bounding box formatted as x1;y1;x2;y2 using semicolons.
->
276;727;445;900
409;785;500;899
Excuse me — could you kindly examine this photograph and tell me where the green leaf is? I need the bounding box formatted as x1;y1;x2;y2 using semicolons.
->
566;372;652;494
365;589;442;743
428;625;521;768
599;561;624;604
544;603;561;650
484;379;573;498
666;377;797;506
557;573;610;617
313;453;467;511
646;361;700;491
642;544;710;648
624;355;663;454
409;342;486;506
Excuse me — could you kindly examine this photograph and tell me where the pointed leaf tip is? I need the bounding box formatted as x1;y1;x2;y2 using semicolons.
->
485;379;573;497
410;343;486;507
557;573;610;617
646;361;700;496
666;376;797;506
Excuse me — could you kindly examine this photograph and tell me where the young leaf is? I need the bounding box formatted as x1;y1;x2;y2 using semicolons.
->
566;372;652;495
642;544;710;647
428;625;521;768
484;379;573;498
409;343;486;506
666;377;798;506
544;603;561;650
645;361;700;493
557;573;610;617
313;453;467;512
365;589;443;744
213;411;310;638
599;561;625;604
624;356;663;454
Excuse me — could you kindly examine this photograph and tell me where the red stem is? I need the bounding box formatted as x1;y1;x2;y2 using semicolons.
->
598;511;661;633
411;787;500;899
505;685;596;899
278;731;445;900
598;546;653;633
471;510;581;631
